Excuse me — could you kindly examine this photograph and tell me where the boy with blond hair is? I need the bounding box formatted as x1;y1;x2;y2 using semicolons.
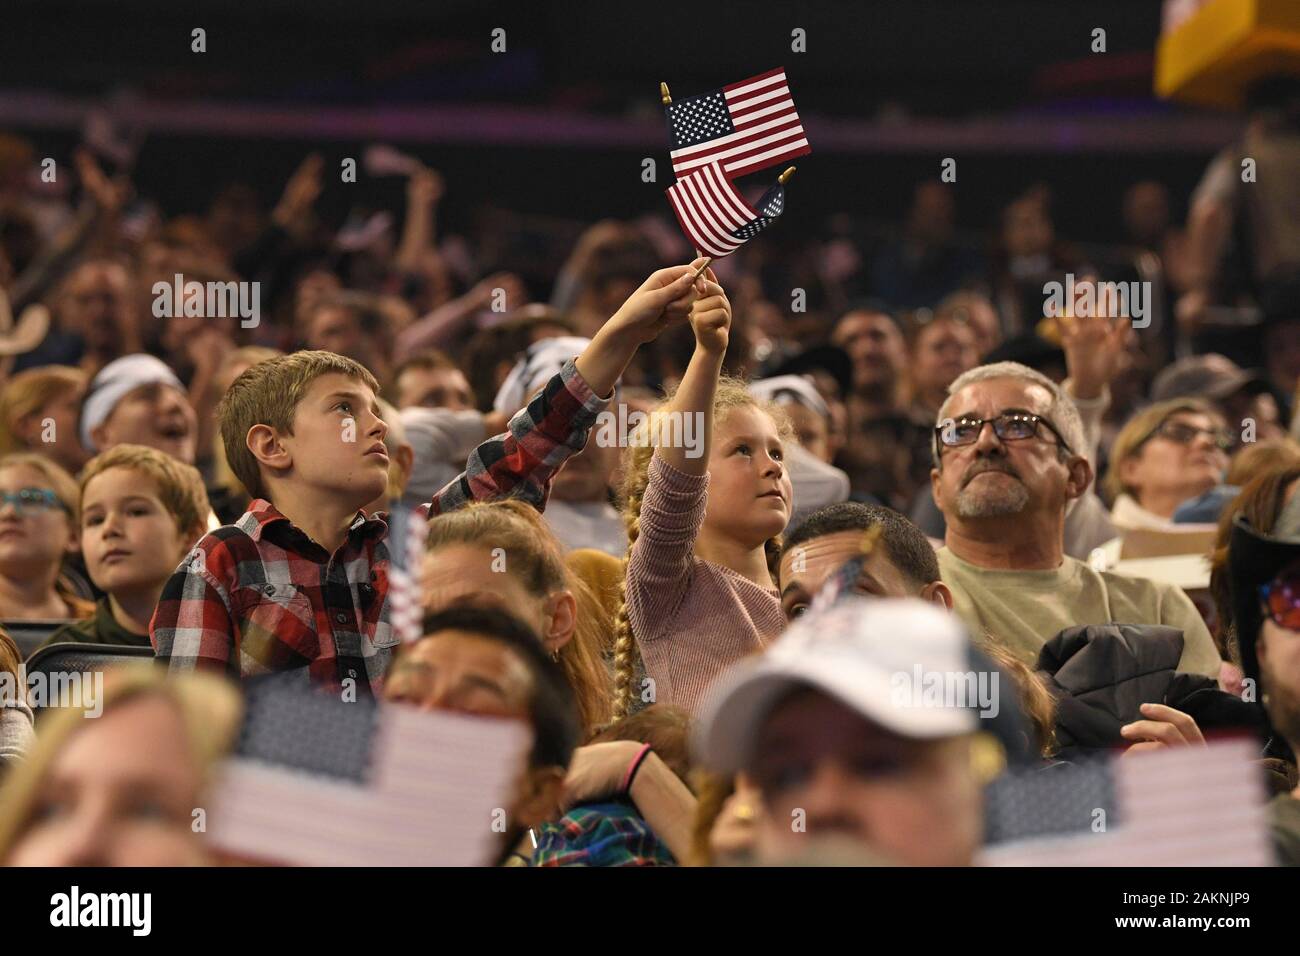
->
44;444;210;649
151;261;710;694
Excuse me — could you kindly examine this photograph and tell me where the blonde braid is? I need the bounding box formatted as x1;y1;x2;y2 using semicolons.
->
610;502;642;721
612;435;655;722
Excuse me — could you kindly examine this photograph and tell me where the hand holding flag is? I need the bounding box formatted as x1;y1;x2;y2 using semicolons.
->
606;258;712;345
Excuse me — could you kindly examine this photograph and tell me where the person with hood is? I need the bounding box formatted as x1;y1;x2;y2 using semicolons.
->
1227;485;1300;863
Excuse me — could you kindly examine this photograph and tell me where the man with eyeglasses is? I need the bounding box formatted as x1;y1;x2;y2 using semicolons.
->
929;361;1221;677
1228;489;1300;864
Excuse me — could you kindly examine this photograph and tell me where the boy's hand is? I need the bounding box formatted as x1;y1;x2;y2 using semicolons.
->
689;269;730;355
607;258;709;345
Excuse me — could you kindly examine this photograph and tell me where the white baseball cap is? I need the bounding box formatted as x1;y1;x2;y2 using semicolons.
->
492;336;591;416
748;374;830;419
694;597;980;774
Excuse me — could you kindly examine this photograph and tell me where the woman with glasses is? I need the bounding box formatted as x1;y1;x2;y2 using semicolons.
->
1102;398;1233;530
0;453;94;622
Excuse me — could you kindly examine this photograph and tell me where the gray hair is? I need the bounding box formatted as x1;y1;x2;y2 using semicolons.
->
934;361;1085;466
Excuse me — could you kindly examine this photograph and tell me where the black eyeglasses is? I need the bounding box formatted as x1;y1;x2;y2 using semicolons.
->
1145;420;1233;452
935;412;1073;454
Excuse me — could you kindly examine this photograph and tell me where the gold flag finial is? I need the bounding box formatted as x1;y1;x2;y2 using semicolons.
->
660;82;672;105
778;166;796;185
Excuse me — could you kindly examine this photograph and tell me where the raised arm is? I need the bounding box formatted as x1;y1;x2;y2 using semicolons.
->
653;269;728;476
624;271;731;636
427;261;707;516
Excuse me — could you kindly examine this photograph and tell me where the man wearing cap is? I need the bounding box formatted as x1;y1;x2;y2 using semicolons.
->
1151;353;1285;444
80;353;199;466
1228;488;1300;864
695;597;989;866
930;361;1221;677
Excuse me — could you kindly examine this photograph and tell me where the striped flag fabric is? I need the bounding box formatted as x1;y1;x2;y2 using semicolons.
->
665;161;786;258
206;678;532;866
979;738;1272;866
666;67;811;180
386;503;429;646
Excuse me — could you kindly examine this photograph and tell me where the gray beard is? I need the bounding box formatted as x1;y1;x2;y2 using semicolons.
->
955;480;1030;518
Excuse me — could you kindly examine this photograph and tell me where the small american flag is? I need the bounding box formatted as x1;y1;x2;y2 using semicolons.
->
666;67;811;180
980;739;1272;866
206;679;532;866
665;161;786;259
386;504;429;646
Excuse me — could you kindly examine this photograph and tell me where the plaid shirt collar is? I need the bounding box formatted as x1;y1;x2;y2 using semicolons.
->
242;498;388;557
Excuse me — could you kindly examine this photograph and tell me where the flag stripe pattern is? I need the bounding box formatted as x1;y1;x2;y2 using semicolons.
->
207;680;532;866
666;161;784;259
667;67;811;179
979;738;1271;866
387;503;429;646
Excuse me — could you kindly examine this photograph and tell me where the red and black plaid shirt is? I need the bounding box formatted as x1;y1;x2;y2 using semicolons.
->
151;358;608;694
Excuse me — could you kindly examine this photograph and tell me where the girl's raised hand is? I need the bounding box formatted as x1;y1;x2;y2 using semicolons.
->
608;258;710;345
689;268;730;355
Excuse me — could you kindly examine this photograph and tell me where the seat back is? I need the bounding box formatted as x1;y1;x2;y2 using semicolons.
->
22;643;157;712
4;621;72;660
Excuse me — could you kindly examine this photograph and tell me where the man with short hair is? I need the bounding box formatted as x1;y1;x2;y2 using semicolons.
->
777;501;951;621
392;349;476;412
930;361;1220;676
831;308;932;509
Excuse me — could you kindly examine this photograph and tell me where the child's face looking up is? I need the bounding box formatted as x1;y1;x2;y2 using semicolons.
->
281;373;391;507
703;405;792;547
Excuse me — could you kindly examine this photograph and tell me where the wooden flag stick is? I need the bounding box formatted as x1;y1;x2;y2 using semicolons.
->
860;523;883;555
661;82;672;105
779;166;796;185
692;257;712;281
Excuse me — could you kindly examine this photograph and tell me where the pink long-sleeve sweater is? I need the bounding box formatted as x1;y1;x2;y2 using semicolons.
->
625;455;785;714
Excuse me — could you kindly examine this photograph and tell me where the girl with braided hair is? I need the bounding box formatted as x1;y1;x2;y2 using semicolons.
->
612;269;793;719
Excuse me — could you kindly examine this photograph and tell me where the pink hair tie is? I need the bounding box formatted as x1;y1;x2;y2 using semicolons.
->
620;743;654;795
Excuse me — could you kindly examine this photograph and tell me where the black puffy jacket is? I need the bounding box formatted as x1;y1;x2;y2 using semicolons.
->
1035;623;1266;760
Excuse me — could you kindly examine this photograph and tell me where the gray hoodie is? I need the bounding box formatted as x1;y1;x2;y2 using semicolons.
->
0;697;35;766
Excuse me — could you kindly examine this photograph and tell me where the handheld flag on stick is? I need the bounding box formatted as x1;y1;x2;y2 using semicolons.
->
661;68;810;259
666;161;789;259
665;67;810;180
386;504;429;646
980;738;1271;866
206;679;531;866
